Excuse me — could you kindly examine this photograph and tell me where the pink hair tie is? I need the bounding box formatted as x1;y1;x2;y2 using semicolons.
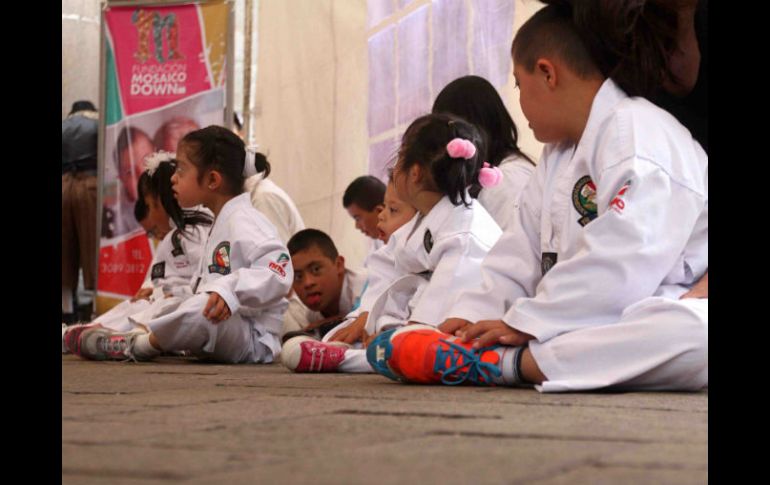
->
446;138;476;159
478;162;503;188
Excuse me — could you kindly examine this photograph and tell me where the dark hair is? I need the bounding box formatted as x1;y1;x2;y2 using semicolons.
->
566;0;679;98
233;112;244;131
253;151;271;178
70;100;96;114
134;195;148;224
511;2;602;80
397;113;484;207
178;125;270;195
114;126;152;169
432;75;534;171
138;160;213;234
287;229;339;261
342;176;386;211
514;1;679;98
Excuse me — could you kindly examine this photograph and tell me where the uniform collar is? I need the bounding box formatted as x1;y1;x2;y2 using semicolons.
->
214;192;252;224
576;78;629;156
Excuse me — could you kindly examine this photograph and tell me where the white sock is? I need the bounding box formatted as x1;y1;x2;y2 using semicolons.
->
337;348;374;373
132;333;161;360
492;346;531;387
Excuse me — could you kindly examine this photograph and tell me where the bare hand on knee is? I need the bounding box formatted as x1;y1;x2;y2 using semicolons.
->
203;292;231;323
458;320;534;349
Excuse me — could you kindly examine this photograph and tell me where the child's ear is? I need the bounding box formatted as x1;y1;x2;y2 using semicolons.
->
409;164;423;184
335;255;346;278
374;203;385;214
206;170;224;190
536;58;557;89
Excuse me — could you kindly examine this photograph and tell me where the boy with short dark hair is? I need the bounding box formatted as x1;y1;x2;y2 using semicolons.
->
368;3;708;392
282;229;368;340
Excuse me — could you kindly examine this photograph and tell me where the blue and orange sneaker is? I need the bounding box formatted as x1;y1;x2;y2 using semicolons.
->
367;325;503;385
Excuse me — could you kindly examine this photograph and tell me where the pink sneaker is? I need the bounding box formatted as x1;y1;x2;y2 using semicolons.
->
281;336;350;372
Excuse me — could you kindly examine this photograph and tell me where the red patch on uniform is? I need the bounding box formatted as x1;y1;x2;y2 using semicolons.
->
610;181;632;214
269;261;286;278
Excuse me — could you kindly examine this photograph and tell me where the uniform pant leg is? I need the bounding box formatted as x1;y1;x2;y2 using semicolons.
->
530;297;708;393
145;293;270;364
95;299;151;331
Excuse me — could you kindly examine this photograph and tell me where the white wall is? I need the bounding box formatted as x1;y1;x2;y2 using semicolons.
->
62;0;102;118
254;0;543;268
254;0;370;268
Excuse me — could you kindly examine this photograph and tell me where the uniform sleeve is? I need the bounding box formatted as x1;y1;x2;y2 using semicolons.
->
200;236;293;315
447;163;545;323
505;156;706;342
351;240;401;317
409;229;500;325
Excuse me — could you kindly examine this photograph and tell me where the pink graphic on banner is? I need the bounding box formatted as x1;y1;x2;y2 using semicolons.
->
397;5;430;124
105;6;211;116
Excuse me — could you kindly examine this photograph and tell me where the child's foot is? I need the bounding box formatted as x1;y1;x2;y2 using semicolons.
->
367;324;503;385
62;323;101;355
70;326;145;361
281;336;350;372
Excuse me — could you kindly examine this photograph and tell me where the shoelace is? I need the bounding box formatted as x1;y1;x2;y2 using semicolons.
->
434;339;502;386
98;335;136;362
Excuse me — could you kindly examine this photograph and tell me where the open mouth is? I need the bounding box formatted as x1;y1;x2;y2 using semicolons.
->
305;292;322;308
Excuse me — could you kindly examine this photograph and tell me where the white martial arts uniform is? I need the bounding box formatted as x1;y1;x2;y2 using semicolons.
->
324;196;502;373
317;230;403;343
138;193;293;363
244;173;306;244
477;154;536;231
363;238;385;269
281;267;369;337
95;223;207;332
450;79;708;392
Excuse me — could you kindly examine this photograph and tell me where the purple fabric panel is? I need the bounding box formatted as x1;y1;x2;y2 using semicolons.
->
397;4;431;125
368;0;396;28
368;137;400;182
368;26;397;137
431;0;469;99
471;0;515;88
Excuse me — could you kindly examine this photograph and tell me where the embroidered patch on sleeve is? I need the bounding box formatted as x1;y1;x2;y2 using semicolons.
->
151;261;166;280
208;242;231;275
609;180;632;214
572;175;598;226
268;252;291;278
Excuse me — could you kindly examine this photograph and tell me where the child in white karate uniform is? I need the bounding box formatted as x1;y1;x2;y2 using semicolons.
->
62;153;211;349
283;113;503;373
63;126;293;364
368;4;707;392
